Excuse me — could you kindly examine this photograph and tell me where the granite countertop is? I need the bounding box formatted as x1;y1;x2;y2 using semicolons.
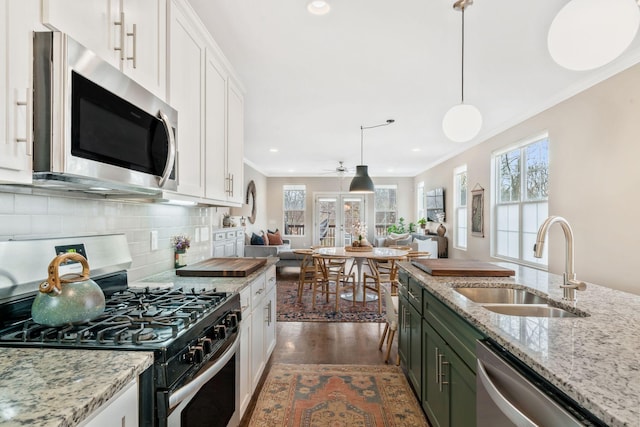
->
399;261;640;427
131;257;279;293
0;348;153;427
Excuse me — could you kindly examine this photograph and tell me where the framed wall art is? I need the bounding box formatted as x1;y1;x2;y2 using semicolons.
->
471;184;484;237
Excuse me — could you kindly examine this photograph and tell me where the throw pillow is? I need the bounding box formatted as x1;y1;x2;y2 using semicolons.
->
267;229;284;245
261;230;269;246
250;232;264;245
389;232;410;240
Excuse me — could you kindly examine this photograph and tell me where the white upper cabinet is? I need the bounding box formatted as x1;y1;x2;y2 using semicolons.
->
0;0;46;184
169;1;205;197
204;49;228;201
226;78;245;205
42;0;167;99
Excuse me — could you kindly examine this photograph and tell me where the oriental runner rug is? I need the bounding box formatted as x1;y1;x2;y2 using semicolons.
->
276;277;386;322
248;364;429;427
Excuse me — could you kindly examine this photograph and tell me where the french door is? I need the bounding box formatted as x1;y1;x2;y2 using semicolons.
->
314;193;365;247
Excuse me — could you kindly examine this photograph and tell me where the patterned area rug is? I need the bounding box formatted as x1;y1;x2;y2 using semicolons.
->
249;364;429;427
276;276;386;322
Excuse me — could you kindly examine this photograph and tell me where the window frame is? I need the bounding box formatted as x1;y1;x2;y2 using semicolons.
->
491;133;549;267
416;181;425;223
374;184;398;237
453;165;468;250
283;184;306;237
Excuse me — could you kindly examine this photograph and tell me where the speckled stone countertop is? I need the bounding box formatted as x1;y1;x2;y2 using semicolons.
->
0;348;153;427
399;261;640;427
131;257;279;293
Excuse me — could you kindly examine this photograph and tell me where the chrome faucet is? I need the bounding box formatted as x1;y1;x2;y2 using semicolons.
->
533;216;586;302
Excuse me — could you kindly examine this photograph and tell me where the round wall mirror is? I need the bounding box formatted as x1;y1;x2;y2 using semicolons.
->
246;180;257;224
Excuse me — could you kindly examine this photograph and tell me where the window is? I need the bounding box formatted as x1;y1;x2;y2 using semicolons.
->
416;181;425;222
454;166;467;249
493;135;549;265
283;185;306;236
374;185;397;236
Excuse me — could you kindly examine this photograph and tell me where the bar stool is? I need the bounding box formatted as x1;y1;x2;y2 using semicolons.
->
293;249;317;303
379;284;400;365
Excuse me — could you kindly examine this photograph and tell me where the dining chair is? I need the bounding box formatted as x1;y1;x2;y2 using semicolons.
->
295;249;317;303
312;254;356;311
362;257;396;313
379;283;400;365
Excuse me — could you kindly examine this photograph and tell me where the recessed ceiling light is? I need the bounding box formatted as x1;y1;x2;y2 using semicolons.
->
307;0;330;15
411;148;421;152
269;148;279;153
288;169;295;173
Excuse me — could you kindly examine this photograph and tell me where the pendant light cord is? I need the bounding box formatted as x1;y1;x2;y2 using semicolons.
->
359;120;395;165
461;6;465;104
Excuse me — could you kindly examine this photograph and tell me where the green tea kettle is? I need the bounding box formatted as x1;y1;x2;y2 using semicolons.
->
31;252;106;327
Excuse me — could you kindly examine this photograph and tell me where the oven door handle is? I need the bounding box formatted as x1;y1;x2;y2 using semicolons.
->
168;331;240;410
158;109;176;188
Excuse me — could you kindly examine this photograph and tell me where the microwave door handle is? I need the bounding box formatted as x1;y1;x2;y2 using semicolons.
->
158;110;176;188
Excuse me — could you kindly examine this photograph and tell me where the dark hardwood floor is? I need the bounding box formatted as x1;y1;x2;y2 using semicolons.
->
239;320;401;425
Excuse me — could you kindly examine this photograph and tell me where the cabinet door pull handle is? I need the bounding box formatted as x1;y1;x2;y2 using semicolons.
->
435;348;440;385
126;23;137;68
438;353;449;392
114;12;126;61
15;88;32;153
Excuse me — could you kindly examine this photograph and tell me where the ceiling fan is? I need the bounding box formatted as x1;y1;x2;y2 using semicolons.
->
321;161;354;175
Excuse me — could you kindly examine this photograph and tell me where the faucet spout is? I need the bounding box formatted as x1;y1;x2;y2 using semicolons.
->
533;216;586;301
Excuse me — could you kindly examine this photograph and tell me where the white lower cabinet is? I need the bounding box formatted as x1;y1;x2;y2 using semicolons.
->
78;379;138;427
238;286;252;417
239;266;277;419
212;227;243;257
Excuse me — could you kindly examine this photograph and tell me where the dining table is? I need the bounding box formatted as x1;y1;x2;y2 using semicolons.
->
313;246;408;302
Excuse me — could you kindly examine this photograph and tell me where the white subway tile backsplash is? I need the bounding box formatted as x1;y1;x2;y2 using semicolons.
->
15;194;47;214
0;193;15;214
0;215;31;236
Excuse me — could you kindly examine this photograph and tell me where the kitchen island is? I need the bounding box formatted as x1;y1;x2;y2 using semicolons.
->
399;261;640;426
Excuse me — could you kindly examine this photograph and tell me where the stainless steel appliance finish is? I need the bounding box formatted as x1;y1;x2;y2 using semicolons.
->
0;235;241;427
476;340;605;427
32;32;177;195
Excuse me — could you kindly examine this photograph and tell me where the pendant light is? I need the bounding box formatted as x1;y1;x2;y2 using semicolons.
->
548;0;640;71
442;0;482;143
349;119;395;193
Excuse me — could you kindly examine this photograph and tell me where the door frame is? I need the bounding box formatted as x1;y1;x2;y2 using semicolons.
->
312;192;366;246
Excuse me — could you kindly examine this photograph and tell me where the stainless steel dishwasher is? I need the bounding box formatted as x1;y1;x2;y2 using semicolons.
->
476;339;607;427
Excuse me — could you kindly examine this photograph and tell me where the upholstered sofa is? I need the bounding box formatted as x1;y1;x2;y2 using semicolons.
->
243;239;302;269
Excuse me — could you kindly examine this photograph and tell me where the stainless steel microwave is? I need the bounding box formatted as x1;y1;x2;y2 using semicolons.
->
32;32;177;195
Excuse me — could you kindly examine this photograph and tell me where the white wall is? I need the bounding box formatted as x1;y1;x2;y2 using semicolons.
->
415;63;640;294
230;162;268;238
265;176;414;248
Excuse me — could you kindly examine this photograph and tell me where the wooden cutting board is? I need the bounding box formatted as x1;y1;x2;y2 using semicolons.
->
411;259;515;277
176;258;267;277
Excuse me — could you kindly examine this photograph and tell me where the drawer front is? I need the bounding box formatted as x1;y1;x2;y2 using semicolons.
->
265;265;277;293
227;231;236;238
251;274;267;306
423;290;484;372
213;232;226;241
398;271;423;315
240;287;251;313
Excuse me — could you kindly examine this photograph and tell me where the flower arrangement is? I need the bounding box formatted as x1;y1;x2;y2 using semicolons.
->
172;234;191;252
353;221;367;240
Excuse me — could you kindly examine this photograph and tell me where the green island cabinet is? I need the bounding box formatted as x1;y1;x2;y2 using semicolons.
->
398;271;485;427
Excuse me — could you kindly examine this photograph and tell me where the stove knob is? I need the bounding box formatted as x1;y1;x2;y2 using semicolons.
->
227;313;238;327
200;338;214;354
185;346;204;364
215;325;227;339
233;309;242;322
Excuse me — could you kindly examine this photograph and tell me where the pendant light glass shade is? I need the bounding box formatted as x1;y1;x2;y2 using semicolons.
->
548;0;640;71
442;1;482;143
349;165;375;193
442;103;483;143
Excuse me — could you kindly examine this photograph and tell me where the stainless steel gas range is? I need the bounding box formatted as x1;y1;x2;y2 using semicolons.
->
0;234;241;427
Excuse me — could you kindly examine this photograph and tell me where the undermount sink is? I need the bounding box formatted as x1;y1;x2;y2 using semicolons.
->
453;287;548;304
482;304;584;318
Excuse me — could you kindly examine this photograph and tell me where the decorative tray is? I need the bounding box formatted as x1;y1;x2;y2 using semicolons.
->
345;246;373;252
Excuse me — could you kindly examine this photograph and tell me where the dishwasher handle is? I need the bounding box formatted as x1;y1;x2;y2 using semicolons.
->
477;358;538;427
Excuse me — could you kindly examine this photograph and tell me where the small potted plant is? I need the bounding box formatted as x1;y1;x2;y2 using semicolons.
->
418;217;427;229
172;234;191;268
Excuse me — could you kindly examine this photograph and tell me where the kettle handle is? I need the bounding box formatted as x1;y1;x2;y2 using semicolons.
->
39;253;91;294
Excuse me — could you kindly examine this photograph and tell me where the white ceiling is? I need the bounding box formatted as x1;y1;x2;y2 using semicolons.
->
187;0;640;178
